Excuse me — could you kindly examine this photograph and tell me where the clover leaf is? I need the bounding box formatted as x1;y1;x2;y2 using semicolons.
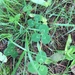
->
23;5;32;12
36;50;47;63
31;33;41;42
4;42;18;58
39;65;48;75
41;34;51;44
28;61;40;74
34;15;42;22
39;25;49;34
28;61;48;75
27;19;34;27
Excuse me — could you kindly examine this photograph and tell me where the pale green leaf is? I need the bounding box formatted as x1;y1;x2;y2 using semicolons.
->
0;52;7;63
50;53;65;62
31;0;51;7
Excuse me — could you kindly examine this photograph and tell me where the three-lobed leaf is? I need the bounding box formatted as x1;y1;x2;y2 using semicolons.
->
28;61;48;75
39;25;49;34
36;50;47;63
4;42;18;58
41;34;51;44
28;61;39;74
31;33;41;42
28;19;34;27
39;65;48;75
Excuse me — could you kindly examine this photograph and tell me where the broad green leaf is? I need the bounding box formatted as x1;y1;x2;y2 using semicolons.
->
0;52;7;63
39;25;49;34
36;50;47;63
66;46;75;60
31;0;51;7
39;65;48;75
65;53;73;60
28;19;34;27
41;34;51;44
71;60;75;67
28;61;39;74
50;53;65;62
31;0;45;5
4;42;18;58
31;33;40;42
68;46;75;54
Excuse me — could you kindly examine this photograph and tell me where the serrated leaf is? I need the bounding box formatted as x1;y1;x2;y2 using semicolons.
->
28;19;34;27
36;50;47;63
41;34;51;44
39;25;49;34
31;33;40;42
4;42;18;58
0;52;7;63
39;65;48;75
28;61;39;74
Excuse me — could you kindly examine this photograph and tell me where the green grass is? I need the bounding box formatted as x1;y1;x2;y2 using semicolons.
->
0;0;75;75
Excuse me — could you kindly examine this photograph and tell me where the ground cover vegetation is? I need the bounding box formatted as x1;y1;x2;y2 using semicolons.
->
0;0;75;75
